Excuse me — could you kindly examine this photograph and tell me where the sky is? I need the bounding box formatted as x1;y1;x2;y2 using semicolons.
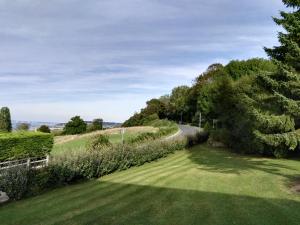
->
0;0;285;123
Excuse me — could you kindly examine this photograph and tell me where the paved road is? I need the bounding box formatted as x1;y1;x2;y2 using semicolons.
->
178;125;201;137
166;124;201;140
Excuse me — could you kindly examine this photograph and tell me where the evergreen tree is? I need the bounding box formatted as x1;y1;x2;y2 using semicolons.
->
0;107;12;132
248;1;300;157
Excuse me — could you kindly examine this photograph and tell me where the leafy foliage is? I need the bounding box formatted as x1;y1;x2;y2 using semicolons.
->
87;118;103;132
37;125;51;133
16;123;30;131
0;132;53;161
0;107;12;132
63;116;87;135
86;134;111;151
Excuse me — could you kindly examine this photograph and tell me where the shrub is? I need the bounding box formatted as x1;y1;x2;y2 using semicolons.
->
51;129;64;136
37;125;51;133
16;123;30;131
186;131;209;147
51;138;187;181
87;118;103;132
0;107;12;132
86;135;111;151
63;116;87;135
0;166;29;200
0;132;53;161
128;132;159;144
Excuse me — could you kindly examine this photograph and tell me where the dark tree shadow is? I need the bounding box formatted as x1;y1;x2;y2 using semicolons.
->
187;144;300;179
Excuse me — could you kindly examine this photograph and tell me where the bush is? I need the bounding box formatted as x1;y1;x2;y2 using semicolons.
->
16;123;30;131
0;166;29;200
63;116;87;135
86;135;111;151
87;119;103;132
51;138;187;181
51;129;64;136
128;132;159;144
186;131;209;147
37;125;51;133
0;132;54;162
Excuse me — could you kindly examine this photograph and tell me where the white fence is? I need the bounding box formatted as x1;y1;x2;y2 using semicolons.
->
0;155;49;171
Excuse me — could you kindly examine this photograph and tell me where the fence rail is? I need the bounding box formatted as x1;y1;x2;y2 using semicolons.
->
0;155;49;171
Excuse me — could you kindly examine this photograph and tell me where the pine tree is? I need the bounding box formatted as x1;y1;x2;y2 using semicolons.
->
0;107;12;132
250;1;300;157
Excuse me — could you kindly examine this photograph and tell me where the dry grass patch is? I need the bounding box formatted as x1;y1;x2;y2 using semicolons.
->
54;126;158;145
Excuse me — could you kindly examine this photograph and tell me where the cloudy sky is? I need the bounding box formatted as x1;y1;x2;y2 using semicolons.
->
0;0;284;122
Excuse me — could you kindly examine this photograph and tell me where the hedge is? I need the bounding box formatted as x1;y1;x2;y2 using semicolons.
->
0;132;53;162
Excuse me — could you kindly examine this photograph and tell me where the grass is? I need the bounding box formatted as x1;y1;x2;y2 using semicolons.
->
52;126;158;155
1;144;300;225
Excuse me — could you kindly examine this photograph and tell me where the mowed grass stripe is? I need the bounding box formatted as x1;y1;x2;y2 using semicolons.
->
25;151;189;206
2;145;300;225
0;151;192;224
26;163;193;225
55;167;194;225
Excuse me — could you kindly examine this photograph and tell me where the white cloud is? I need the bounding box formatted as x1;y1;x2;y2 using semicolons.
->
0;0;285;122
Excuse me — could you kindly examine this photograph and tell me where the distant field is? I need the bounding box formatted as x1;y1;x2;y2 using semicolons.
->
52;126;158;155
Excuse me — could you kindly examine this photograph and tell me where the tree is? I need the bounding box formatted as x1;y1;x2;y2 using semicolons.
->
17;123;30;131
214;1;300;157
142;99;167;119
63;116;87;135
264;1;300;72
0;107;12;132
87;118;103;132
169;86;190;122
37;125;51;133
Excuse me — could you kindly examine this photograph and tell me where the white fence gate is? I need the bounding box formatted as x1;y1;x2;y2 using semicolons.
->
0;155;49;171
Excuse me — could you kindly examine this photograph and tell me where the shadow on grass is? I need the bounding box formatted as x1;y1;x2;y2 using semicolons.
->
187;144;300;178
1;180;300;225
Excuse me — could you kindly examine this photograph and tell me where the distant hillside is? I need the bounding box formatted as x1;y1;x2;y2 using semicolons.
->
12;121;121;130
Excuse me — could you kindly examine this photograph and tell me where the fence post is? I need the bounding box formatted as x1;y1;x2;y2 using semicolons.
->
46;155;49;167
27;158;30;170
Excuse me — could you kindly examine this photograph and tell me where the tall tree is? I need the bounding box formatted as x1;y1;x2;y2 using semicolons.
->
0;107;12;132
252;0;300;156
213;1;300;157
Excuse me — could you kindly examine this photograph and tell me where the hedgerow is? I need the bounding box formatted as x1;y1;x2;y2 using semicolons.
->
0;132;53;162
0;131;207;200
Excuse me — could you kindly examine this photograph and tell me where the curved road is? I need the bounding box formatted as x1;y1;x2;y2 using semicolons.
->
179;124;201;137
166;124;201;140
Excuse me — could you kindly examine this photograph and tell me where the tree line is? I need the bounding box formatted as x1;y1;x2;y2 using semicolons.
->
123;0;300;157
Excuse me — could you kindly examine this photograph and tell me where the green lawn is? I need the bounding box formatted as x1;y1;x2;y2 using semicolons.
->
1;145;300;225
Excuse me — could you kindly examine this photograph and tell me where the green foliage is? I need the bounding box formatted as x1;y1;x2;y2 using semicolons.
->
0;128;205;201
225;59;277;80
16;123;30;131
51;129;64;136
51;139;187;181
0;107;12;132
37;125;51;133
86;135;111;151
265;1;300;72
87;118;103;132
63;116;87;135
127;132;159;144
0;132;53;161
0;166;29;200
186;131;209;147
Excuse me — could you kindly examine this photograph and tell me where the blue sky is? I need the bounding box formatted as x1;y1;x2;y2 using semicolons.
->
0;0;284;122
